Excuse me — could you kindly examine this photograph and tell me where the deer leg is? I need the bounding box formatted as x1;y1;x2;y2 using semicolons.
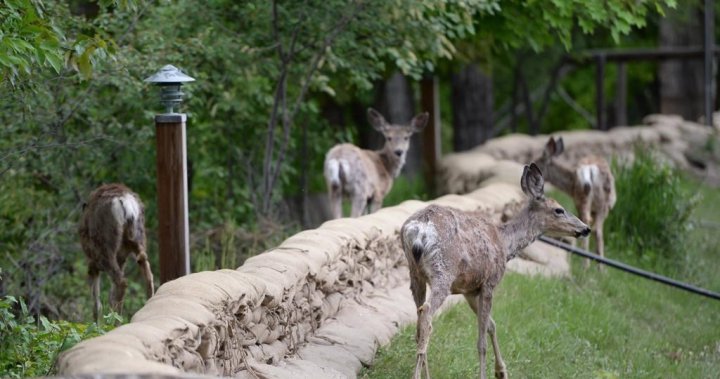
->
367;196;382;214
136;249;155;299
328;185;343;219
350;194;367;218
88;265;101;323
475;287;495;379
464;294;507;379
576;200;593;269
593;216;606;272
107;256;128;317
487;317;507;379
414;283;450;379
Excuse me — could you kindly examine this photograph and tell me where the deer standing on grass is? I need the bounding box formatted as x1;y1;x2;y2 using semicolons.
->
535;137;616;268
79;183;154;322
324;108;428;219
401;164;590;379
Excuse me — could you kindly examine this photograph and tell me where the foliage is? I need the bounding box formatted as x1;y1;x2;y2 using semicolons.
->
606;148;698;268
0;295;117;378
477;0;676;52
0;0;679;325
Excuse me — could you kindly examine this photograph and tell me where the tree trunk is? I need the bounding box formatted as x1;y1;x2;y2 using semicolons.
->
451;63;493;151
659;7;704;120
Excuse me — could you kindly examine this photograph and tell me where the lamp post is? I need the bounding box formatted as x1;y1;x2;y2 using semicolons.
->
145;65;194;283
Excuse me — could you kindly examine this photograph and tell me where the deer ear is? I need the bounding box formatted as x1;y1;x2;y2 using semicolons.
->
544;137;557;157
367;108;387;131
521;163;545;200
410;112;429;132
555;137;564;156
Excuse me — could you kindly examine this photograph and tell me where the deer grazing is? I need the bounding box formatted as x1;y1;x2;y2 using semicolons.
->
401;163;590;379
324;108;428;218
78;183;154;322
535;137;616;268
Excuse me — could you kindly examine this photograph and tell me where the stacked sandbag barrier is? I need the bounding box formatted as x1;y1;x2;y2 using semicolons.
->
439;114;719;195
57;157;570;378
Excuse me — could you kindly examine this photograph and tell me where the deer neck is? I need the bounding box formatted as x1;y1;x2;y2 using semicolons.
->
499;204;542;261
539;160;576;195
378;148;405;178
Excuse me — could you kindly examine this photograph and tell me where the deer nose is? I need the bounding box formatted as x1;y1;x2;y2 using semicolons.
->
394;150;403;157
580;227;591;237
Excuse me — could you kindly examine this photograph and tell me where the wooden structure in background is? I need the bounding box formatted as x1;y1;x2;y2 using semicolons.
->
420;76;441;194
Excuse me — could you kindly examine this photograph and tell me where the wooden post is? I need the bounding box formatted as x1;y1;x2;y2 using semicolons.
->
155;113;190;283
420;76;441;195
704;0;715;127
615;62;628;127
595;54;606;130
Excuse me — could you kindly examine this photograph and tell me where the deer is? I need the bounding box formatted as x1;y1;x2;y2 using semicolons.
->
534;136;617;269
78;183;154;322
401;163;590;379
324;108;428;219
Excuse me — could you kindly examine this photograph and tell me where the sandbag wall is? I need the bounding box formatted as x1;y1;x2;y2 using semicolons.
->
439;114;719;195
57;156;571;379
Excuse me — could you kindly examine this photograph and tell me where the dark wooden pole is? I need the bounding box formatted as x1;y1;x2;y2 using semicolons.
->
155;113;190;283
704;0;715;127
420;76;441;195
595;54;606;130
615;62;628;127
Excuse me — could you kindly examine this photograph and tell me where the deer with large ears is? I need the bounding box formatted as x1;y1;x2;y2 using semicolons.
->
79;183;154;322
324;108;428;218
535;136;616;268
401;163;590;379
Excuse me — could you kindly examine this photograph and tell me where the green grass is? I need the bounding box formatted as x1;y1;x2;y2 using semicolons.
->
362;174;720;379
364;271;720;379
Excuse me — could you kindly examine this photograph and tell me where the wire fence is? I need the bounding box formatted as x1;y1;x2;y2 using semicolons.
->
538;236;720;301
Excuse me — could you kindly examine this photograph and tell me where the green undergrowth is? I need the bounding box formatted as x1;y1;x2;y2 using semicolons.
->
363;157;720;378
0;295;119;378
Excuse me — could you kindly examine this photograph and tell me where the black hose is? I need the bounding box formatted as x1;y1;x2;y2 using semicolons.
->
538;236;720;301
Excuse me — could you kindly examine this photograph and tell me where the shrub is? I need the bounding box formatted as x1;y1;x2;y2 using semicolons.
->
0;296;118;378
606;148;698;268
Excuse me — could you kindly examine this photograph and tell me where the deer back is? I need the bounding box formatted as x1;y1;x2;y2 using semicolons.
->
325;143;393;197
79;184;146;262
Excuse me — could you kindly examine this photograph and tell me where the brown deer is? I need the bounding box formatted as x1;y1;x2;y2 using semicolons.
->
401;163;590;379
78;183;154;322
324;108;428;218
535;137;616;268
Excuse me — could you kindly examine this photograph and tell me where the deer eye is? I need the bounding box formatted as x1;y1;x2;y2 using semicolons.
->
404;136;409;141
554;208;565;215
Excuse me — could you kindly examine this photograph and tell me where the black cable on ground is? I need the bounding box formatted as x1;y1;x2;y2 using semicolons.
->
538;236;720;301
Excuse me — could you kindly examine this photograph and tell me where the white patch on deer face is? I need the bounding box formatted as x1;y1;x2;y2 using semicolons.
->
112;194;140;223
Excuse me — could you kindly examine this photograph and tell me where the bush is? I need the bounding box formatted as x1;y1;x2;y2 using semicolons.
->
0;296;117;378
606;148;698;268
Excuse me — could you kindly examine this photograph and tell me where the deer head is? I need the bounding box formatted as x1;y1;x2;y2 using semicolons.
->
367;108;428;166
521;163;590;239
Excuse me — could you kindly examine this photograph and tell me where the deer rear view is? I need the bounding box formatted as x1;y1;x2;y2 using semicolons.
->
324;108;428;218
79;183;154;322
535;137;616;268
401;163;590;379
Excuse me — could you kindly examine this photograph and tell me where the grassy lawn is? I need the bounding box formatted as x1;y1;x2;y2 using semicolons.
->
362;177;720;379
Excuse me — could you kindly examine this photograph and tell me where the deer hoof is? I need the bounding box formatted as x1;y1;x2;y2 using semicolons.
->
495;369;508;379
